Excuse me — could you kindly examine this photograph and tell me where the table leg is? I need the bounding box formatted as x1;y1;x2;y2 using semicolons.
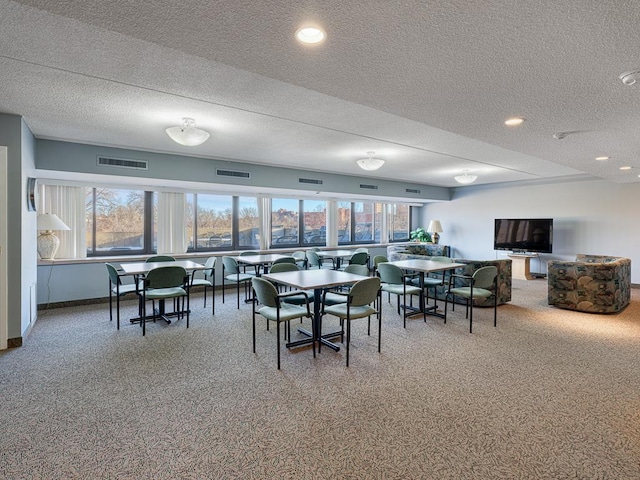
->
286;288;342;352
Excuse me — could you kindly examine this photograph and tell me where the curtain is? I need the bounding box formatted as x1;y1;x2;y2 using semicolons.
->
381;204;391;243
326;200;338;247
39;184;86;259
157;192;188;254
257;197;271;250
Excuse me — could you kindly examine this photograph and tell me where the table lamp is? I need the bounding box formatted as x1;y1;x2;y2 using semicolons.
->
37;213;70;260
427;220;443;245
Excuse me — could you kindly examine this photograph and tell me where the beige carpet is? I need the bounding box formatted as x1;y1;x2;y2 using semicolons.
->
1;279;639;479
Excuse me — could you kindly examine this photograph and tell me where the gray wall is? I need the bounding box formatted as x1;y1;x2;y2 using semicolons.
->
420;178;640;282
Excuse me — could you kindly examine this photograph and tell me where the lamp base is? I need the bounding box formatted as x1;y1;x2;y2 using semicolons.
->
37;231;60;260
432;232;440;244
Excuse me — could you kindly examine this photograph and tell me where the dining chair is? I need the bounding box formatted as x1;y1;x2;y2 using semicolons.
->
139;265;190;336
306;250;333;269
339;251;368;270
221;256;254;309
444;266;498;333
145;255;176;262
251;276;315;370
372;254;388;276
321;276;381;367
238;250;260;275
272;256;296;266
291;251;307;269
408;256;453;307
190;256;216;315
377;263;425;327
105;263;140;330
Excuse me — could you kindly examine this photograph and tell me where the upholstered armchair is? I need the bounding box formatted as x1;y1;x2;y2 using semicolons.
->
547;254;631;313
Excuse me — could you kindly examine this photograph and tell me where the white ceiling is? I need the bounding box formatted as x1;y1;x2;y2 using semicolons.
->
1;0;640;189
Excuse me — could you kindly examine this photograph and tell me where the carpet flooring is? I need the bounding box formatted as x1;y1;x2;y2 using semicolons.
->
1;279;639;479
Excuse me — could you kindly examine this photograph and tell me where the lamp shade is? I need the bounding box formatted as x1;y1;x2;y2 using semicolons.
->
454;170;478;184
37;213;70;231
356;151;385;171
427;220;443;233
166;117;210;146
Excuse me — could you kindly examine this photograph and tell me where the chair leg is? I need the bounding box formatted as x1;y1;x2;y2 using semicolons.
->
116;294;121;330
212;280;216;315
252;299;257;354
276;320;281;370
186;291;190;329
469;299;473;333
310;315;316;358
346;318;351;367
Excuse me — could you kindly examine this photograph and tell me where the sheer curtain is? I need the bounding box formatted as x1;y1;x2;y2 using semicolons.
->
326;200;338;247
257;197;271;250
39;184;86;259
157;192;189;254
381;204;391;243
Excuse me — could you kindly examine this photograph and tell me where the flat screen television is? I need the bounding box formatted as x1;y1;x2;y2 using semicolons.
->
494;218;553;253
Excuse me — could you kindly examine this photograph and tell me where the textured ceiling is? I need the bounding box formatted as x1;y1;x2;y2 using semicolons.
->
1;0;640;190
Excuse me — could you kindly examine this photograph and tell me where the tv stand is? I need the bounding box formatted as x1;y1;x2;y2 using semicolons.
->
507;253;538;280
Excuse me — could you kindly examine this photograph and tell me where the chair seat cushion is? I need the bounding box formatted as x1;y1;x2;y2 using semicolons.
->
282;290;313;305
258;304;309;322
145;286;187;299
224;273;254;282
113;284;138;295
323;303;377;320
191;279;213;287
323;291;348;306
381;284;422;295
449;287;492;299
413;277;443;287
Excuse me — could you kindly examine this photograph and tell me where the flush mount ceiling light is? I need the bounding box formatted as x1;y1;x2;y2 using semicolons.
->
356;151;385;171
504;117;525;127
295;26;326;44
595;156;610;161
620;166;632;170
619;70;640;86
165;118;210;146
454;169;478;185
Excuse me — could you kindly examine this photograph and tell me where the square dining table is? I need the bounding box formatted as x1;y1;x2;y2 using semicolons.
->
386;259;466;318
316;249;354;269
234;253;290;276
262;268;368;351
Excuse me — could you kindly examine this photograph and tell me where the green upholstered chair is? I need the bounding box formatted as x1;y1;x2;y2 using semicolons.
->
146;255;175;262
321;276;381;367
407;256;453;307
272;256;296;265
222;256;254;309
291;251;307;269
190;256;216;315
444;266;498;333
105;262;139;330
339;251;368;270
139;265;190;336
377;262;425;327
251;276;314;369
306;250;333;269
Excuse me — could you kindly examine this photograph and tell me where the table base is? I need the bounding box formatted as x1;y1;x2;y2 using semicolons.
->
286;327;343;352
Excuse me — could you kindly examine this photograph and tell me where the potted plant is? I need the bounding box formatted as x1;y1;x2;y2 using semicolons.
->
409;227;432;243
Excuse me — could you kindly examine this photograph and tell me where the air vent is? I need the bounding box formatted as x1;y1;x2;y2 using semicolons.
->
298;177;323;185
97;156;148;170
405;188;421;194
359;184;379;190
216;169;251;179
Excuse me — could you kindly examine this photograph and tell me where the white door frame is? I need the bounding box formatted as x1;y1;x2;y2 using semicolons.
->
0;147;8;350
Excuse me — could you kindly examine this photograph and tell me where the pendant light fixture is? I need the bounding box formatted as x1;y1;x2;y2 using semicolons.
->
166;118;210;146
356;151;385;171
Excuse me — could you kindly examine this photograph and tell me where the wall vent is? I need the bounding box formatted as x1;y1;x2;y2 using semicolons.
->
298;177;323;185
405;188;421;194
216;169;251;179
359;184;379;190
97;156;148;170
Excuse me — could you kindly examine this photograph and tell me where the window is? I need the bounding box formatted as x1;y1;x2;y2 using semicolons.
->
86;187;149;255
271;198;299;246
390;204;410;241
192;194;233;250
302;200;326;245
337;201;351;244
238;197;260;248
353;202;375;243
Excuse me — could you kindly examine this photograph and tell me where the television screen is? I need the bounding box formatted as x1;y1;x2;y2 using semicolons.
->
494;218;553;253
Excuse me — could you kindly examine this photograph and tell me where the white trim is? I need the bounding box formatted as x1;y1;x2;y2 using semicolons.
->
0;147;8;349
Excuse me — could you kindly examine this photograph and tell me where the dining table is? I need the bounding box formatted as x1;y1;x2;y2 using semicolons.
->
386;259;466;318
261;268;368;351
119;260;205;324
234;253;290;276
316;249;354;269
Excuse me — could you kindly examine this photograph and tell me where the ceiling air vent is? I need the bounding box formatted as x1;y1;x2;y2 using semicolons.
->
97;156;148;170
405;188;421;194
298;177;323;185
359;183;379;190
216;169;251;179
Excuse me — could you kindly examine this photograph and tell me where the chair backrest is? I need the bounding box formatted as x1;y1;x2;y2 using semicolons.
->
145;266;187;289
348;251;368;265
472;266;498;289
105;263;121;285
308;247;320;252
372;255;388;267
269;263;299;274
252;277;279;307
306;250;321;268
343;264;369;276
239;251;259;256
292;251;306;260
222;256;240;275
348;277;381;307
431;256;453;263
201;256;216;278
146;255;175;263
273;256;296;265
376;262;404;285
355;247;369;254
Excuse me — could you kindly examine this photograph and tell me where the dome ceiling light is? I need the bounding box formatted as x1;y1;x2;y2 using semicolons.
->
454;169;478;185
295;26;326;45
619;70;640;86
166;118;210;146
356;151;385;171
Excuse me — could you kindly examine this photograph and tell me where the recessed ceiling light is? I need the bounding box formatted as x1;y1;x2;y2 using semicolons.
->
595;156;610;161
295;26;326;44
620;166;632;170
504;117;525;127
